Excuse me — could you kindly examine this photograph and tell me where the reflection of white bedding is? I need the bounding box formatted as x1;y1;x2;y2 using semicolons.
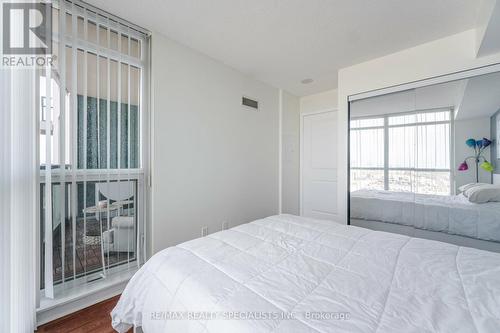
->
112;215;500;332
351;190;500;242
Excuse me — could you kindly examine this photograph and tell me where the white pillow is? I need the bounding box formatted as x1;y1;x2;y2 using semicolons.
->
463;184;500;203
458;183;489;194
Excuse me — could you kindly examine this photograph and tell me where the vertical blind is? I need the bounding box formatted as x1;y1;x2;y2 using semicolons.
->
1;62;38;333
40;0;149;298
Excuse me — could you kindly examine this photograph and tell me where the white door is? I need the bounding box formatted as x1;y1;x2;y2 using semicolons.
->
301;111;338;221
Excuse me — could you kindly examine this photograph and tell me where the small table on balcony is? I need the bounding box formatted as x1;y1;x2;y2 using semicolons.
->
81;200;133;241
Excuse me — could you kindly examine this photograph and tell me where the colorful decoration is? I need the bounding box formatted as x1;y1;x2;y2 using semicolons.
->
458;161;469;171
465;138;476;147
482;138;492;148
458;137;493;182
481;161;494;172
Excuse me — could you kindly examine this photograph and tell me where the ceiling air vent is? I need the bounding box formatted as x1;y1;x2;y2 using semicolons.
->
242;96;259;110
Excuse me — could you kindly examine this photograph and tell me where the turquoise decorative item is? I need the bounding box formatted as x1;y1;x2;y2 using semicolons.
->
465;138;476;147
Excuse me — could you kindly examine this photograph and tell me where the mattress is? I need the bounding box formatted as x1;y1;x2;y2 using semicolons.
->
351;189;500;242
112;214;500;332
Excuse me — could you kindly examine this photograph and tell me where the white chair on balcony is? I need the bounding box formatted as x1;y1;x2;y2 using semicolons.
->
94;182;136;255
108;216;135;253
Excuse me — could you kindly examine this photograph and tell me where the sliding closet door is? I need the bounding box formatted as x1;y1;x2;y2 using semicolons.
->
301;110;338;221
349;88;453;233
349;90;418;232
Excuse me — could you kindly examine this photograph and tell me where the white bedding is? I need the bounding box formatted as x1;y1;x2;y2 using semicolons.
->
112;214;500;332
351;190;500;242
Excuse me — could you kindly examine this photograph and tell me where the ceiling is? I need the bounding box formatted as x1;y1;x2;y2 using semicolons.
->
86;0;481;96
351;72;500;120
456;71;500;120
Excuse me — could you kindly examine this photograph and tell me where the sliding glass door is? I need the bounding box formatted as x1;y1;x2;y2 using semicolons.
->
38;0;149;298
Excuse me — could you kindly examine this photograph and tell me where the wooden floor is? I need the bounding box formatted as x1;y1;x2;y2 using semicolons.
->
36;295;132;333
49;218;134;284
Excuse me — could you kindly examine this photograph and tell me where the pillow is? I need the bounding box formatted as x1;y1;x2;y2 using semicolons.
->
458;183;489;194
463;184;500;203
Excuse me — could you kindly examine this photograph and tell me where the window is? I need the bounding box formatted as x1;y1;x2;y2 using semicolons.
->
350;109;452;195
39;1;149;298
350;117;384;191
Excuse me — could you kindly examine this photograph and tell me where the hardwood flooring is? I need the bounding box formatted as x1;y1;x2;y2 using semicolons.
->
36;295;132;333
48;218;134;284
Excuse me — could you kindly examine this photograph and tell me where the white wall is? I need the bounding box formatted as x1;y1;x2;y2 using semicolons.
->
475;0;500;57
338;29;500;223
281;92;300;214
151;32;279;254
454;117;492;189
300;89;338;114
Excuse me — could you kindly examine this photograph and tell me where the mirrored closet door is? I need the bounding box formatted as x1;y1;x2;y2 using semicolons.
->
349;70;500;252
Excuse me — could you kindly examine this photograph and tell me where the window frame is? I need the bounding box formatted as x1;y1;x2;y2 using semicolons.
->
37;0;150;300
350;108;454;195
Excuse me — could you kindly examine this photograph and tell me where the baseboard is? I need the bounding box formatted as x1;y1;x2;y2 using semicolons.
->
36;267;137;327
36;280;126;326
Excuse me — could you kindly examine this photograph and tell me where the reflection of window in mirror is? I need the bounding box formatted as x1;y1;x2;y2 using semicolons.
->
349;70;500;253
350;109;451;195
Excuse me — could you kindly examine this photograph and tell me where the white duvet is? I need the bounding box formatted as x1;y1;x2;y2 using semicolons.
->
112;214;500;332
351;190;500;242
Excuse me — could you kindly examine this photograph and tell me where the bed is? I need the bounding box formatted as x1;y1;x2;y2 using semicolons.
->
112;214;500;332
350;189;500;244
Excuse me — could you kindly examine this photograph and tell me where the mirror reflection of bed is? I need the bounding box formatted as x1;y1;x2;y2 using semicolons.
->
349;71;500;253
